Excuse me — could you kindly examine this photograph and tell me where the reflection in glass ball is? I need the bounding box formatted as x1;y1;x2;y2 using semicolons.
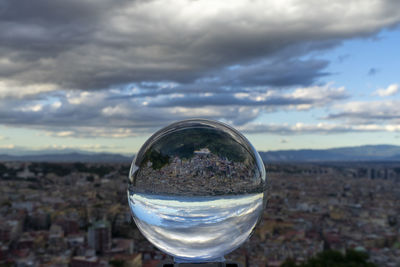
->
127;119;267;263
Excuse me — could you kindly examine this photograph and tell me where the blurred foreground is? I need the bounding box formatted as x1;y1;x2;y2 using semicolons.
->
0;162;399;266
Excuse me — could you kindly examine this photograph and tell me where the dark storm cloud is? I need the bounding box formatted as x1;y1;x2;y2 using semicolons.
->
1;0;400;137
1;0;400;90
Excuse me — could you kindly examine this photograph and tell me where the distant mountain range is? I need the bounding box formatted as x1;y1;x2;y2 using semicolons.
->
1;145;400;163
259;145;400;162
0;152;132;163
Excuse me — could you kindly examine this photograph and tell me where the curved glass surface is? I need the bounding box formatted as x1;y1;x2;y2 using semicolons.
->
127;119;267;262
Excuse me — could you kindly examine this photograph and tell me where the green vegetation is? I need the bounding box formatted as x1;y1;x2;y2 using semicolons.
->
109;259;125;267
0;163;7;172
118;165;130;175
143;149;170;170
281;249;377;267
0;200;11;207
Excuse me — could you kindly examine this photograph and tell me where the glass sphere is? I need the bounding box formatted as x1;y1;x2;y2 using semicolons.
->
127;119;267;262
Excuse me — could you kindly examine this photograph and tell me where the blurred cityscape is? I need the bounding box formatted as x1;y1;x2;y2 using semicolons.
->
0;161;399;267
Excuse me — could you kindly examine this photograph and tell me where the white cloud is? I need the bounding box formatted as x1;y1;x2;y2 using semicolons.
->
66;91;105;105
0;79;58;99
238;122;400;134
53;131;74;137
290;84;346;100
19;104;43;112
51;101;62;109
0;82;349;138
327;100;400;123
44;127;141;139
39;144;122;151
101;105;130;117
373;83;399;97
152;83;348;110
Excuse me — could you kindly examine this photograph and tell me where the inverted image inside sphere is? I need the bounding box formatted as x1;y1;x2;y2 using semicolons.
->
128;119;267;262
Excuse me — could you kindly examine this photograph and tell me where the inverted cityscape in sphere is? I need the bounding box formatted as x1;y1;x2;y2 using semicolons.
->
127;119;267;262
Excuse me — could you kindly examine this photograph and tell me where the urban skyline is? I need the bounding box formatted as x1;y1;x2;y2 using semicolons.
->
1;161;399;266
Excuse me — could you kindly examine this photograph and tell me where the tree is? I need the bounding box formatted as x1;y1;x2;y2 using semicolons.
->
280;249;377;267
109;259;125;267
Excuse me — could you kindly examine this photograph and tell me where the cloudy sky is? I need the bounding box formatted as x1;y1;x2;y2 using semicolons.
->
1;0;400;155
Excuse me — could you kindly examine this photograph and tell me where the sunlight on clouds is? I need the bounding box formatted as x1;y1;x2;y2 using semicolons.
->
386;125;400;132
102;105;130;116
296;104;312;110
201;93;214;97
372;83;399;97
19;104;43;112
51;101;62;109
169;107;222;117
66;90;109;106
0;82;350;140
329;100;400;122
36;143;123;151
238;122;400;135
353;125;400;132
44;127;140;139
234;93;250;99
54;131;74;137
290;83;346;100
0;79;58;99
66;91;92;105
0;144;15;149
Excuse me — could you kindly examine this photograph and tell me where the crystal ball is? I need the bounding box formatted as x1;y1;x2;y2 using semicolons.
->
128;119;267;262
